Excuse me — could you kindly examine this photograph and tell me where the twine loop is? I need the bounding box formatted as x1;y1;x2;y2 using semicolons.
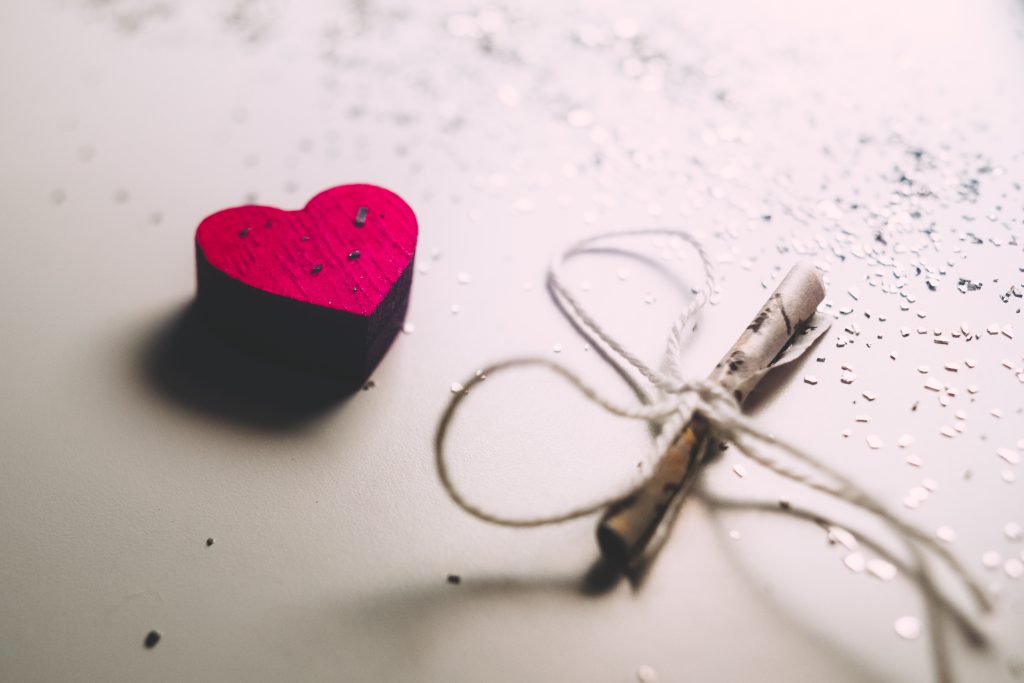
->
434;229;993;683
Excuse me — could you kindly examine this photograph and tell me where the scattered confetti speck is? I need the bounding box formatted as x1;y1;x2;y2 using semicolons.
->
997;448;1020;465
893;616;921;641
827;526;857;550
982;551;1003;569
843;552;866;573
867;559;897;581
566;108;595;128
636;664;658;683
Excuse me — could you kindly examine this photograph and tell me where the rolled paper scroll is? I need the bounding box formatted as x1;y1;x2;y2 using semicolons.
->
596;263;826;568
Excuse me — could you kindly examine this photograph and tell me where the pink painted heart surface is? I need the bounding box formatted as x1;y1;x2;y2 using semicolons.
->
196;184;417;317
194;184;417;382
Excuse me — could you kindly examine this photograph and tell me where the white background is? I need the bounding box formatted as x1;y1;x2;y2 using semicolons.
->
1;1;1022;681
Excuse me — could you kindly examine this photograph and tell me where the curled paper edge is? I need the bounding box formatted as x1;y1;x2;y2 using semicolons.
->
732;311;833;398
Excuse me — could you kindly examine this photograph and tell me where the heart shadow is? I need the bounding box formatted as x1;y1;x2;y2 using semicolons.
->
139;300;361;430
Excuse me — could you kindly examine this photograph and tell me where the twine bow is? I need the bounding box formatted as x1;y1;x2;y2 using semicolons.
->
434;229;993;683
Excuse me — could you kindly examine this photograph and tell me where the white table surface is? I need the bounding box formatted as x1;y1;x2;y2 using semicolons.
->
1;1;1022;681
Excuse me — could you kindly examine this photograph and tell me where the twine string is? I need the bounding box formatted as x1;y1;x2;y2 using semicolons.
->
434;229;991;680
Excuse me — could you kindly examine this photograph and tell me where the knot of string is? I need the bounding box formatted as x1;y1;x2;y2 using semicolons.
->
433;229;992;682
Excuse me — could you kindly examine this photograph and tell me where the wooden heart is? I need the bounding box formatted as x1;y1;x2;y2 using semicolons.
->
194;184;417;382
